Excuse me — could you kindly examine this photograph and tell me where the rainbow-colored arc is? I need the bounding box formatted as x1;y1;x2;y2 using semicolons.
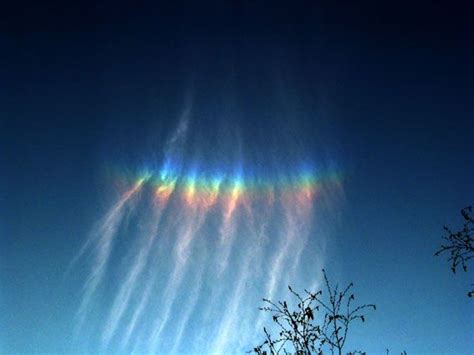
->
126;166;342;209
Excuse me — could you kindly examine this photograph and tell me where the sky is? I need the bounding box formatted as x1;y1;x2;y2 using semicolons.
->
2;1;473;354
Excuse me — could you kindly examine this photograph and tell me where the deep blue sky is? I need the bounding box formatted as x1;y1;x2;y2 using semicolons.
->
2;1;473;353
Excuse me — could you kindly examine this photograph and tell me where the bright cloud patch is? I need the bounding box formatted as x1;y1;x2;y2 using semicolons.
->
73;115;343;353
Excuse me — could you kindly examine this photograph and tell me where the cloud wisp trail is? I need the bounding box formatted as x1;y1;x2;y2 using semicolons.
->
216;178;243;275
119;267;156;351
147;194;216;352
101;196;170;348
209;198;273;354
73;102;344;353
168;250;206;354
74;169;343;353
280;186;316;291
251;184;316;338
75;177;147;334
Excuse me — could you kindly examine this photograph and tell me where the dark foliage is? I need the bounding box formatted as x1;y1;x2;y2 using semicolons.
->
385;350;408;355
435;206;474;297
251;269;376;355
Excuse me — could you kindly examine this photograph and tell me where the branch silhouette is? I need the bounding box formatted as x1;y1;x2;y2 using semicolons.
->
251;269;376;355
435;206;474;297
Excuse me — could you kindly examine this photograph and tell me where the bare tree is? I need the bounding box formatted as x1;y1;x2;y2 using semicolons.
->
251;269;376;355
435;206;474;297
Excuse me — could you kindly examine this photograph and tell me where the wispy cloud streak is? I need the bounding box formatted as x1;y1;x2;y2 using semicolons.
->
169;255;205;354
101;196;170;348
75;177;147;333
119;271;156;351
216;179;242;275
147;199;214;352
210;199;271;354
72;102;343;354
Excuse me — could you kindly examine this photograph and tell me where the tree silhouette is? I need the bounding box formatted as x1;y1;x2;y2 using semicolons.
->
251;269;376;355
435;206;474;297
